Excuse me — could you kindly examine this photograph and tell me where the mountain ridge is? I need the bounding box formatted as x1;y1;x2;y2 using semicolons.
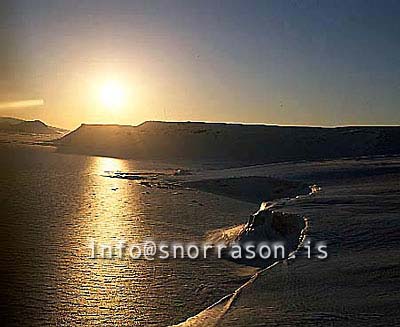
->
55;121;400;164
0;117;67;134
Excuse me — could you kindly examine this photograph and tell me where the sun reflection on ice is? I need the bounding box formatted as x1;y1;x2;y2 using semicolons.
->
63;155;150;324
94;156;127;175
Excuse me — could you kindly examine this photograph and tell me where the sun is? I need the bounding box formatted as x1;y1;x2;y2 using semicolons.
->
99;80;126;110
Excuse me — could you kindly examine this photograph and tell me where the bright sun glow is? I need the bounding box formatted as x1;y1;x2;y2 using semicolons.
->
99;80;126;110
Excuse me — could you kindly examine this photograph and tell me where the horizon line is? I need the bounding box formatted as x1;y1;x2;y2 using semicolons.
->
2;115;400;130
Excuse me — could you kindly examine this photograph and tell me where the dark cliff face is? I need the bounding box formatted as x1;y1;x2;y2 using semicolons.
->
56;121;400;164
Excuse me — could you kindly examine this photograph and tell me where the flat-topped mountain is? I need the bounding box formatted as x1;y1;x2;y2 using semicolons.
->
0;117;66;134
56;121;400;164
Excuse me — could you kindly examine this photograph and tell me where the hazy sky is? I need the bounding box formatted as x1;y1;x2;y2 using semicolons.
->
1;0;400;129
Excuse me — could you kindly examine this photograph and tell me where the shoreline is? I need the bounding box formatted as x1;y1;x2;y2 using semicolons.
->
97;162;318;325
